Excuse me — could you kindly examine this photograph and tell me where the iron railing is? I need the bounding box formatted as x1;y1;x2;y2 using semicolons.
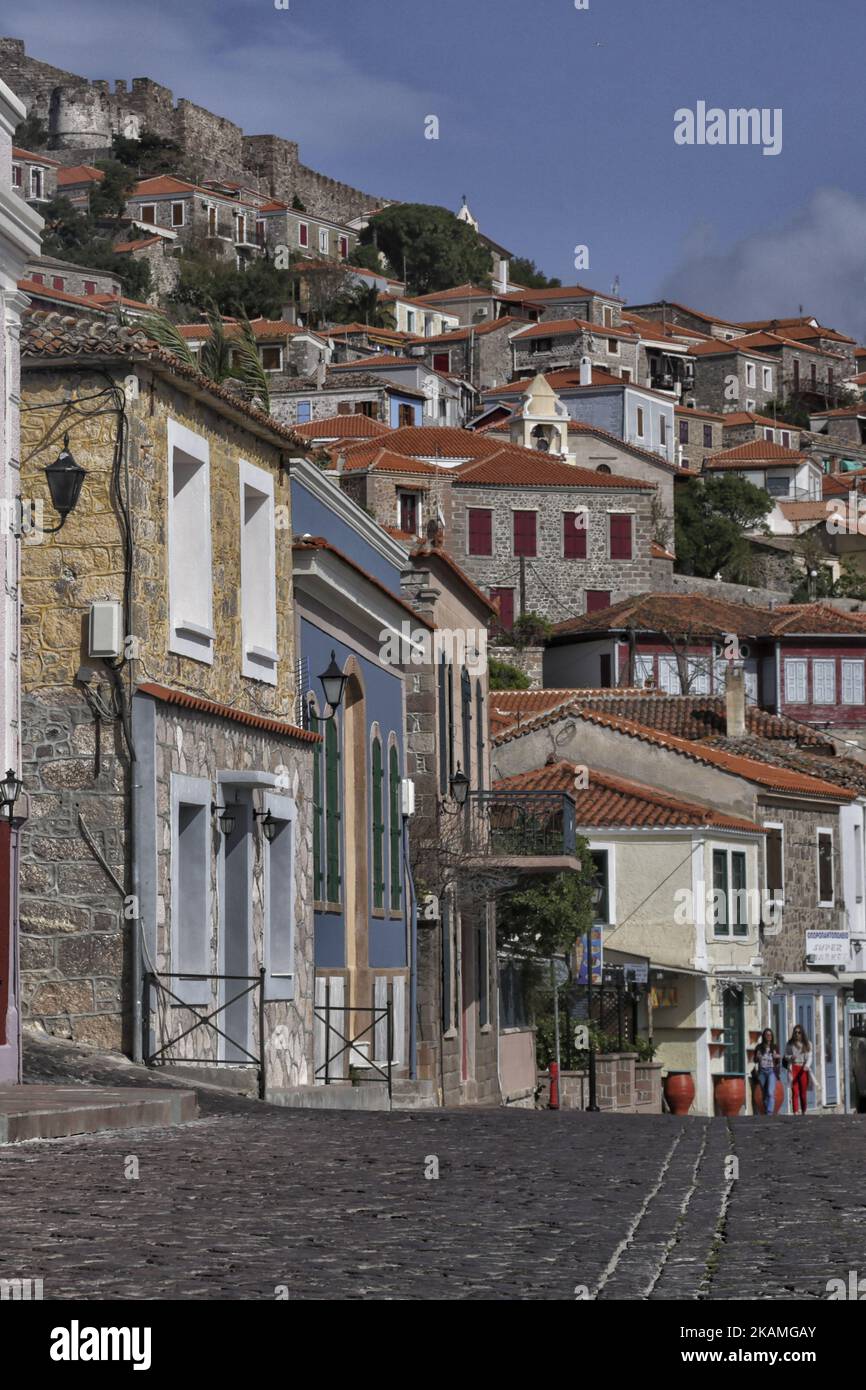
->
466;790;577;859
314;983;393;1102
145;968;267;1100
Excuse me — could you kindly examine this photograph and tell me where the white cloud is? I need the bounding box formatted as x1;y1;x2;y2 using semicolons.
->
661;188;866;340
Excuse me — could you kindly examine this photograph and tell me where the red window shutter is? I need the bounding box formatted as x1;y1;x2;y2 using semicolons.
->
563;511;587;559
399;493;418;534
83;281;96;296
52;277;65;290
491;588;515;631
513;510;537;557
609;513;632;560
433;353;450;372
586;590;612;613
467;508;492;556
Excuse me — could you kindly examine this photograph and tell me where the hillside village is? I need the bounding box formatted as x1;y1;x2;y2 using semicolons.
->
5;35;866;1128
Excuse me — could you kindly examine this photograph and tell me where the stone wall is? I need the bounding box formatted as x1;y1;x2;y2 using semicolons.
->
18;361;306;1053
691;353;775;416
537;1055;662;1113
490;644;544;686
449;482;656;625
667;572;790;604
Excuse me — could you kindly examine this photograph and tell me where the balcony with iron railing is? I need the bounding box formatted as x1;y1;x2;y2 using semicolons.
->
463;790;582;872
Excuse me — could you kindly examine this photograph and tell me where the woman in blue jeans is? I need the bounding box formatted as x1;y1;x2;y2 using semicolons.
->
753;1028;781;1114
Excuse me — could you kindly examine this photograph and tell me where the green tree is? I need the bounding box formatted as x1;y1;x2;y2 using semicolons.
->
291;194;306;212
488;656;531;690
110;131;186;178
39;195;152;301
675;474;773;581
361;203;492;295
331;282;395;328
498;869;595;964
509;255;562;289
90;159;137;223
172;250;296;320
349;242;392;275
14;112;48;149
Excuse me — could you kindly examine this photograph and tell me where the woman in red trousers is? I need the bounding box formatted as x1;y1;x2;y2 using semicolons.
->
784;1025;814;1114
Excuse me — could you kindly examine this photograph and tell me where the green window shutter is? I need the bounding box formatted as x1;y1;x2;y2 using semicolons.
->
438;654;448;795
311;708;323;901
461;667;472;780
475;680;485;793
712;849;728;935
325;718;341;903
731;851;748;936
372;738;385;909
389;744;402;910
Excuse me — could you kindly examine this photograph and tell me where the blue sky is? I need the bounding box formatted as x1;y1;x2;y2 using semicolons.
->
7;0;866;334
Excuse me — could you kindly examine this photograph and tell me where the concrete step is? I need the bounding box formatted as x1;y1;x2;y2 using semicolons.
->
148;1063;259;1096
0;1085;197;1144
267;1077;439;1112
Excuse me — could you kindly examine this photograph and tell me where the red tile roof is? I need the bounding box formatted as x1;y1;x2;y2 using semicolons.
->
294;414;392;440
721;411;802;432
112;237;164;253
489;689;835;748
131;175;198;197
495;705;857;801
13;146;61;166
137;683;320;742
552;591;866;638
19;279;110;311
499;283;623;304
688;339;775;360
335;446;442;476
454;447;651;489
56;163;105;185
511;317;638;342
704;440;809;469
407;315;526;346
492;760;765;832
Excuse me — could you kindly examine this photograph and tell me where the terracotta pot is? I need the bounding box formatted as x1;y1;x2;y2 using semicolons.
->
663;1070;695;1116
751;1075;784;1115
714;1073;746;1117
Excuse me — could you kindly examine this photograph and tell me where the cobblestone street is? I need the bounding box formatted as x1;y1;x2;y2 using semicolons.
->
2;1039;863;1301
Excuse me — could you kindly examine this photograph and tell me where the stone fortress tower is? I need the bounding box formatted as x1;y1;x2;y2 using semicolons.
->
0;37;387;223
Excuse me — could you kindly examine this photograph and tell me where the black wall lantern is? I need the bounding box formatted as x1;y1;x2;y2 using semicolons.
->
254;809;278;843
212;800;238;837
0;768;23;820
440;762;470;815
318;650;348;719
43;434;86;532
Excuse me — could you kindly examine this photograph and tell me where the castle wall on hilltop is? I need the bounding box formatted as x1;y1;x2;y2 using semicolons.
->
1;37;386;222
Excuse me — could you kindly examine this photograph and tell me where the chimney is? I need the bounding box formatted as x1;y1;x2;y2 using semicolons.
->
580;356;592;386
725;662;746;738
315;355;327;390
282;302;299;325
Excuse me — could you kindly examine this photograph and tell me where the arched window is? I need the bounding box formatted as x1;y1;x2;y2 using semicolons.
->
309;700;323;902
371;734;385;909
389;742;402;911
325;717;341;904
596;463;612;474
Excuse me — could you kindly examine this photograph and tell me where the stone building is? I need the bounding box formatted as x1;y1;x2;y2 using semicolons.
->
690;339;778;415
407;317;526;391
510;318;641;382
675;406;724;470
0;78;43;1083
398;540;506;1105
492;689;861;1114
19;310;319;1092
11;145;59;207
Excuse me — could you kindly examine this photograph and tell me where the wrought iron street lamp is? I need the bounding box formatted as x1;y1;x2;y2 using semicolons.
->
318;651;348;720
43;434;86;532
212;801;238;837
0;768;22;820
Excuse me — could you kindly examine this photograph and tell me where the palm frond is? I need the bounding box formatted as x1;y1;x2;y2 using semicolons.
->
141;312;197;369
225;315;271;414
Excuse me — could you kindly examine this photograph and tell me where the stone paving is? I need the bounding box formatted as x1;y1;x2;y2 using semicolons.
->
3;1033;864;1301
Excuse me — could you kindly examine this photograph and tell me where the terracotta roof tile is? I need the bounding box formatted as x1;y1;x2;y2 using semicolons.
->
56;163;105;185
21;309;312;450
137;683;319;742
294;414;391;440
551;591;866;638
511;317;638;342
494;704;857;800
454;446;651;489
704;440;809;469
13;146;61;166
492;760;766;832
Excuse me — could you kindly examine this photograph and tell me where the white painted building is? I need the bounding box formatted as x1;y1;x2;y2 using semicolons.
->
0;79;42;1082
